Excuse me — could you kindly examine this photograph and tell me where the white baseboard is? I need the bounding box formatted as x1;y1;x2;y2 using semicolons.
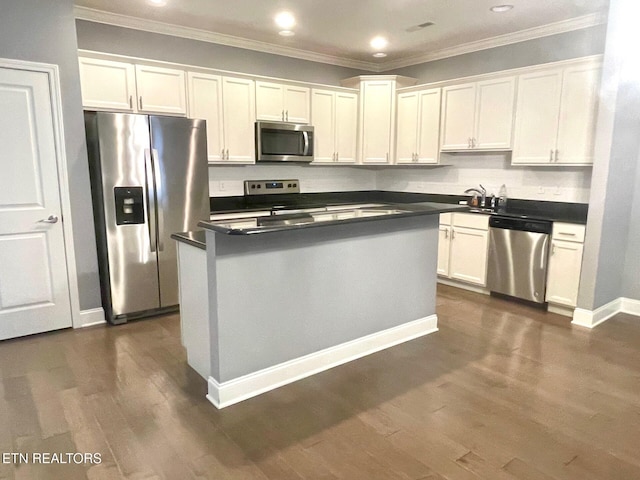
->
78;307;106;328
572;297;640;328
206;314;438;409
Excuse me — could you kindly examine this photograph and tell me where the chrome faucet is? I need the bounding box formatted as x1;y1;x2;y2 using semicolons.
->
464;184;487;207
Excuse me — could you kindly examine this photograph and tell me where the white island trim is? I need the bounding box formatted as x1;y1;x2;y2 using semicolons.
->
207;314;437;408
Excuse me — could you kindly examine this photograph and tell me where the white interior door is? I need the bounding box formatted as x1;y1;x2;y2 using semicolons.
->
0;66;72;340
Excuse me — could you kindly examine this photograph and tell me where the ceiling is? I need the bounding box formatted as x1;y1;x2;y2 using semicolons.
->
74;0;610;71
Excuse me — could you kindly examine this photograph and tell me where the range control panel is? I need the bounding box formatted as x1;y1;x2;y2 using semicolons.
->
244;179;300;195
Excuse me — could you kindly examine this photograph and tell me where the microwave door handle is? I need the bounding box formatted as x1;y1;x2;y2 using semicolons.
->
302;131;310;156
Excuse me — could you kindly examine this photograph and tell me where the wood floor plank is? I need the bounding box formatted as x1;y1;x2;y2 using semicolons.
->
1;284;639;479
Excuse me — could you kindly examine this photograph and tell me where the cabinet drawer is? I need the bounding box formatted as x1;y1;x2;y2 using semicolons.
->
453;212;489;230
440;213;452;225
552;222;585;243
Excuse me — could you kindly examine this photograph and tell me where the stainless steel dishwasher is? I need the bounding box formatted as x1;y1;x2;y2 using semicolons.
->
487;216;552;303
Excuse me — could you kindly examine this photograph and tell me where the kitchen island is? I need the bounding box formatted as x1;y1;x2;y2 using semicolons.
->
173;202;466;408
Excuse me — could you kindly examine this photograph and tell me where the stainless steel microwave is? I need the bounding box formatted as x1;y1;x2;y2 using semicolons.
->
255;121;314;163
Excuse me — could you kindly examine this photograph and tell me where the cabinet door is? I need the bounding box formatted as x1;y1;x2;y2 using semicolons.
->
360;80;394;163
78;57;136;111
440;83;476;151
311;89;335;163
546;240;583;306
416;88;441;163
187;72;224;162
437;226;451;276
135;65;187;116
512;69;562;164
255;81;284;121
556;64;601;165
475;77;515;150
222;77;256;163
284;85;310;123
334;92;358;163
396;92;419;164
449;227;489;285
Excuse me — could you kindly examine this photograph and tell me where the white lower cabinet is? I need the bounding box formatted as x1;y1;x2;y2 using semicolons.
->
438;213;489;286
546;223;585;307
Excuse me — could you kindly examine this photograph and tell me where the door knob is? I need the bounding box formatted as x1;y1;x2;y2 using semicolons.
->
39;215;59;224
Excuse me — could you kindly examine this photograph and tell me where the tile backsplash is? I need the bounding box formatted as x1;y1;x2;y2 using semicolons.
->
209;154;592;203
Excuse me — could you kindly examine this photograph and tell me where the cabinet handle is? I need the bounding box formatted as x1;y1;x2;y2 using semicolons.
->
451;229;456;239
550;149;554;161
286;110;289;122
335;152;339;161
552;244;556;255
139;96;143;110
468;137;472;149
558;232;576;236
472;138;476;148
129;95;133;109
386;152;389;162
226;149;229;160
221;148;225;160
444;229;449;239
555;149;559;162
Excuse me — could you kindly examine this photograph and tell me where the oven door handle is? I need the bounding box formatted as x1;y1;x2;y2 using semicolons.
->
302;131;310;156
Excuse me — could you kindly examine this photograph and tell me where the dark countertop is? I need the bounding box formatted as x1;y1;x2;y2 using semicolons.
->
199;202;468;236
171;230;206;250
210;191;588;225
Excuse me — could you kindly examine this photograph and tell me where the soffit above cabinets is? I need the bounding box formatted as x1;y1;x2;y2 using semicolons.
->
74;0;609;72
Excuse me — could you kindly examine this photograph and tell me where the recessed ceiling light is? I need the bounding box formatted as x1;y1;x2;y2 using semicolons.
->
279;30;295;37
275;11;296;30
148;0;167;6
490;4;514;12
372;52;387;58
370;36;388;50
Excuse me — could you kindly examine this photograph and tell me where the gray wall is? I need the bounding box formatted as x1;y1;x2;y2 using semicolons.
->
75;20;369;85
0;0;101;310
578;0;640;309
390;25;606;83
623;149;640;299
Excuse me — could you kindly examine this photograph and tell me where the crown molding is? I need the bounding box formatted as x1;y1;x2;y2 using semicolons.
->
378;12;607;71
73;6;379;71
74;7;606;73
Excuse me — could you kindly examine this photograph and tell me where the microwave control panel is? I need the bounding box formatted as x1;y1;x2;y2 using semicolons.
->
244;179;300;195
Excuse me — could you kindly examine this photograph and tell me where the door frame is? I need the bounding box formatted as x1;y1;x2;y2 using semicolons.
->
0;57;83;329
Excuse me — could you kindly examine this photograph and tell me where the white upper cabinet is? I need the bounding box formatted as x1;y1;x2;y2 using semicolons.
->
396;88;441;164
255;81;310;123
440;77;515;151
79;57;137;112
78;57;187;116
187;72;224;162
134;64;187;115
311;88;357;164
360;80;395;164
187;72;255;163
512;61;601;165
221;77;256;163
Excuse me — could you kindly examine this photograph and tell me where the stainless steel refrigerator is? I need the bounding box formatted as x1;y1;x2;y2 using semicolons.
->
85;112;209;324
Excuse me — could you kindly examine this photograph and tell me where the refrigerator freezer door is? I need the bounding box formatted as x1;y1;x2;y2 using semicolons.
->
149;116;209;307
92;113;161;318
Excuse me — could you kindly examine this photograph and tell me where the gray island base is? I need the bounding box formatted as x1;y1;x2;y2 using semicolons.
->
174;203;465;408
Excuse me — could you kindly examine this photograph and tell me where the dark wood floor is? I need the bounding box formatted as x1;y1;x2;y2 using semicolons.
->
1;285;639;479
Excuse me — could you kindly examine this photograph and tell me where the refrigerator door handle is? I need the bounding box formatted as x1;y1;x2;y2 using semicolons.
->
144;148;158;253
150;148;165;251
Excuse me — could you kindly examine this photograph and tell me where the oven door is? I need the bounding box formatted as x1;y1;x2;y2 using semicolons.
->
255;121;314;162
